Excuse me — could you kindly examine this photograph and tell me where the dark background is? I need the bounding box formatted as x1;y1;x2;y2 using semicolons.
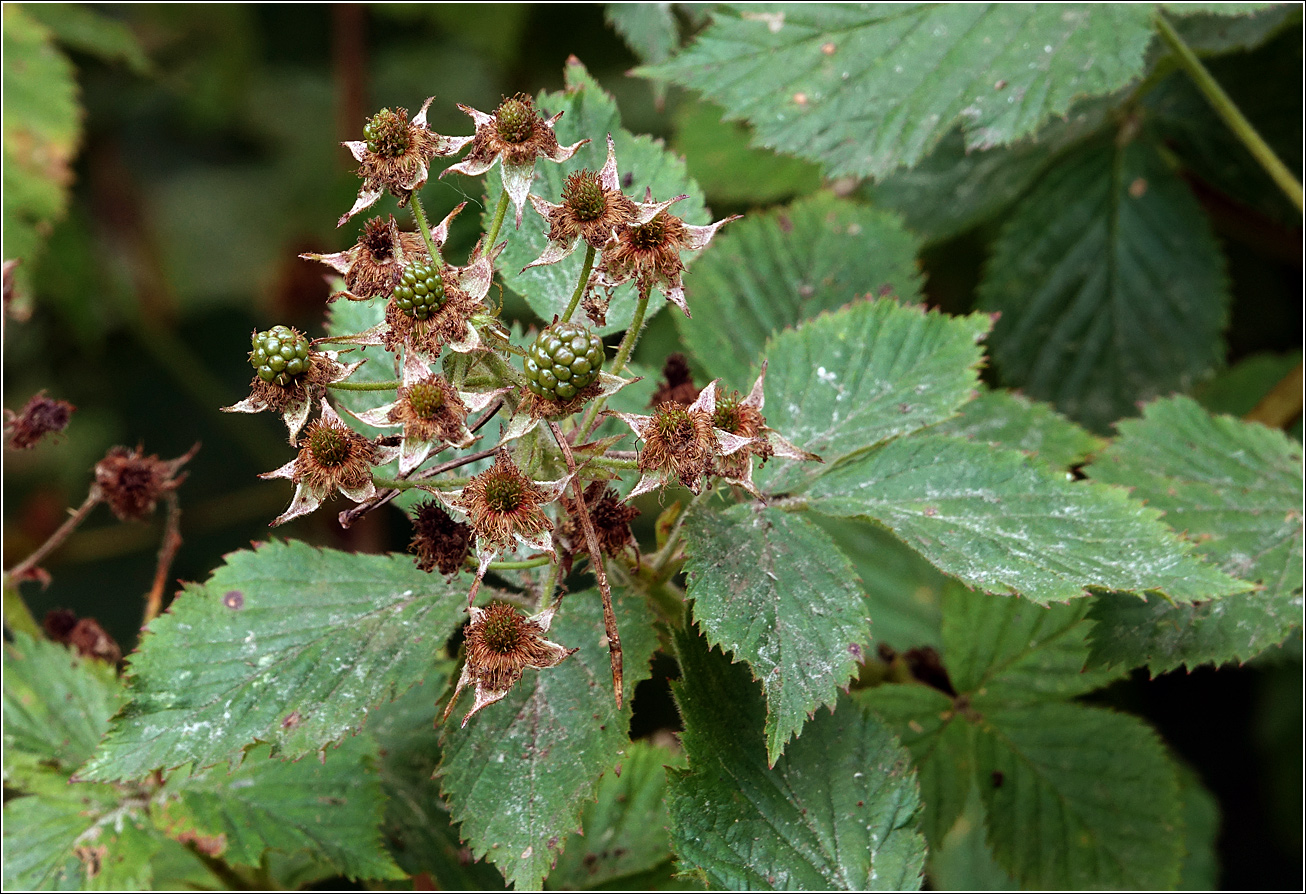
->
3;5;1300;889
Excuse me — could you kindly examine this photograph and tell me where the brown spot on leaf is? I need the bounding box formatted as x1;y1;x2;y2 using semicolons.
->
821;42;837;55
992;770;1005;788
1129;177;1148;198
282;710;302;729
177;829;227;856
223;590;244;609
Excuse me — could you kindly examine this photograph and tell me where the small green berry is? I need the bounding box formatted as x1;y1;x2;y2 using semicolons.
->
251;325;311;387
364;108;411;158
523;322;604;402
495;95;535;144
393;260;445;320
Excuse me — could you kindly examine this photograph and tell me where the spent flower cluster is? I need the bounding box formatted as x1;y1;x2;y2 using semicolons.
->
224;83;818;725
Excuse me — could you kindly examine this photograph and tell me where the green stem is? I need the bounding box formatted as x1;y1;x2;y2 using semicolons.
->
561;244;596;323
328;379;400;392
370;476;421;490
577;286;650;441
1154;11;1303;213
584;454;639;471
465;554;553;571
651;485;714;576
411;195;441;261
484;190;511;254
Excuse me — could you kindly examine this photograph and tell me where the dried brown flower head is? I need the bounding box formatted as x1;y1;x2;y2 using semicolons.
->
595;193;739;316
409;500;473;575
44;610;122;665
612;381;754;499
442;601;576;726
301;215;429;301
443;93;587;226
707;363;822;496
339;99;467;226
260;401;386;526
5;390;74;449
224;340;361;445
454;452;553;550
649;353;699;408
560;482;639;568
94;443;197;522
524;136;641;273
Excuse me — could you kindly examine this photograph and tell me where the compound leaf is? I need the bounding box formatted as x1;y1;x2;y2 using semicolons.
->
929;387;1105;472
3;633;123;779
487;58;707;335
973;702;1183;889
756;297;991;494
3;784;158;891
156;740;403;881
677;193;923;389
642;4;1155;180
670;623;926;890
807;432;1251;604
547;740;686;890
684;503;871;765
82;541;469;781
436;586;659;890
977;137;1229;433
1085;396;1304;672
2;5;82;271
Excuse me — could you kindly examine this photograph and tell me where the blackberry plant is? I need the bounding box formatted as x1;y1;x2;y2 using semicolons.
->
3;4;1302;892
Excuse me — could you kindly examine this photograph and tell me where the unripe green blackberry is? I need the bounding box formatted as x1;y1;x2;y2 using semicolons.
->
392;260;446;320
363;108;410;158
250;325;311;387
524;322;604;402
495;95;534;144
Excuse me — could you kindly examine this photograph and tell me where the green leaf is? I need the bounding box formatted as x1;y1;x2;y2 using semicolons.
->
669;622;926;890
859;683;971;845
605;2;679;67
2;5;81;270
1085;397;1304;672
928;387;1105;472
677;193;924;389
3;785;158;890
940;588;1122;700
3;633;123;778
486;58;708;336
22;3;150;72
547;740;686;890
925;784;1018;891
1176;761;1220;891
642;4;1155;180
83;541;469;780
436;587;659;890
755;297;992;494
156;739;404;881
977;136;1229;433
1192;351;1301;418
1164;3;1301;55
811;516;947;652
862;95;1115;244
672;98;824;206
973;702;1183;889
684;503;871;765
807;432;1250;604
366;671;509;888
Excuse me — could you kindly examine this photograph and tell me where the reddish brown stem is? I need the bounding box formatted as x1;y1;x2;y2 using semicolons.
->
6;490;102;584
548;421;623;709
338;442;503;528
143;492;184;626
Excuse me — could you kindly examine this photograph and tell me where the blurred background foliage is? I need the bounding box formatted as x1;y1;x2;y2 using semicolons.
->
2;4;1300;888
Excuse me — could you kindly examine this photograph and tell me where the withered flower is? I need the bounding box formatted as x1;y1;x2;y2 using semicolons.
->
611;381;754;499
409;500;473;575
594;193;739;317
301;215;429;301
441;93;587;226
348;351;509;475
442;601;576;727
711;362;822;496
5;390;74;449
44;610;122;665
560;482;639;568
339;99;469;226
260;400;394;526
524;135;645;270
94;443;198;522
649;353;699;408
330;205;495;359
